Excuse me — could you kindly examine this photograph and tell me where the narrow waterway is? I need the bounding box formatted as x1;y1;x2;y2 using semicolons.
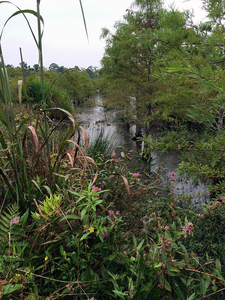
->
76;94;209;207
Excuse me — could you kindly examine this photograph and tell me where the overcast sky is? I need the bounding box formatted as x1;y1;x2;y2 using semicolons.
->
0;0;207;70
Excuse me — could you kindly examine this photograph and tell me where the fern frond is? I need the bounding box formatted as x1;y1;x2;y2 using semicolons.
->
0;204;19;240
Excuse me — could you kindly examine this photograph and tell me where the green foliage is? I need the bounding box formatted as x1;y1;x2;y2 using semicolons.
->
1;0;225;299
32;194;63;221
0;204;19;244
87;128;114;161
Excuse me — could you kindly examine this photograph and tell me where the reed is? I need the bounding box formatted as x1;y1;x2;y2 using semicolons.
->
0;1;88;211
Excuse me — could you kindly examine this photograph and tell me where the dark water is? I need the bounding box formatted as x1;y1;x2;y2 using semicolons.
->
76;94;209;207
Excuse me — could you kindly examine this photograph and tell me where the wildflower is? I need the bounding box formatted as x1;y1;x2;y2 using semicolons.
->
108;210;114;216
89;226;94;233
186;222;194;233
197;214;204;218
165;225;170;231
116;211;120;215
132;173;140;181
92;185;101;192
169;172;175;181
50;232;54;236
10;217;20;227
13;217;20;224
182;222;194;237
133;173;140;177
112;152;116;157
45;256;48;261
152;212;156;216
101;232;110;240
110;159;114;162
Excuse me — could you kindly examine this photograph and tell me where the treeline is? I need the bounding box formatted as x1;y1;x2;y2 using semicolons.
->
3;62;99;117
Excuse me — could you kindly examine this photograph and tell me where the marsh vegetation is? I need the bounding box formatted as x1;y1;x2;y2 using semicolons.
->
0;0;225;299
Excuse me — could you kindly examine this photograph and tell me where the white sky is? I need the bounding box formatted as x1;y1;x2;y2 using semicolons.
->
0;0;207;70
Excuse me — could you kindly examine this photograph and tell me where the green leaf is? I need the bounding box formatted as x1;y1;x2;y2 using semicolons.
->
132;234;137;248
164;279;171;292
137;239;144;250
187;292;196;300
2;283;22;294
59;215;80;222
112;289;127;298
216;258;221;272
80;231;91;241
81;207;87;220
20;208;29;229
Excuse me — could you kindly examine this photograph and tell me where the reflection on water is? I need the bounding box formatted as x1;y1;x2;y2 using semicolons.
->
151;151;209;207
76;94;209;207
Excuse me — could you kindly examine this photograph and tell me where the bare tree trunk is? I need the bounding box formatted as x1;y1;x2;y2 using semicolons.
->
218;107;224;131
134;94;143;139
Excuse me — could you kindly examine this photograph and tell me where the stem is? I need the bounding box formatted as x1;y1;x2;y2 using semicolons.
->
36;0;52;179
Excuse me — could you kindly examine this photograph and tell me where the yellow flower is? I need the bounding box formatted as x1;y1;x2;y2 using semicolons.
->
45;256;48;261
89;226;94;233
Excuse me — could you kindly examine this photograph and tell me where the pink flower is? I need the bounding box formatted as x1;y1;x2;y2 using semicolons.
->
101;232;110;240
50;232;54;236
92;185;101;192
197;214;204;218
10;217;20;227
133;173;140;177
169;172;175;181
165;225;170;231
152;212;156;216
108;210;114;216
116;211;120;215
112;152;116;157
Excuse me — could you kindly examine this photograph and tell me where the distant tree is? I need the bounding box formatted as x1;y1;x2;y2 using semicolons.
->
19;61;30;70
58;66;67;73
49;63;60;72
74;65;80;72
33;64;39;72
86;66;99;79
49;63;66;73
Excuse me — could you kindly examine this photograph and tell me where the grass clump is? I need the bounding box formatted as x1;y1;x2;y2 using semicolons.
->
87;128;114;161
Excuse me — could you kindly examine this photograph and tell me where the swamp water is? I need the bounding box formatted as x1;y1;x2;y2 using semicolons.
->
76;94;209;207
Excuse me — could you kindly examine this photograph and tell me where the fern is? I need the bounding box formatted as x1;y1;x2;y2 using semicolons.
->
0;204;19;245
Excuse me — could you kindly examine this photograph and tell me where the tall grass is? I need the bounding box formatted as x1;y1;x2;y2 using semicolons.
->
0;1;88;211
87;128;114;161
